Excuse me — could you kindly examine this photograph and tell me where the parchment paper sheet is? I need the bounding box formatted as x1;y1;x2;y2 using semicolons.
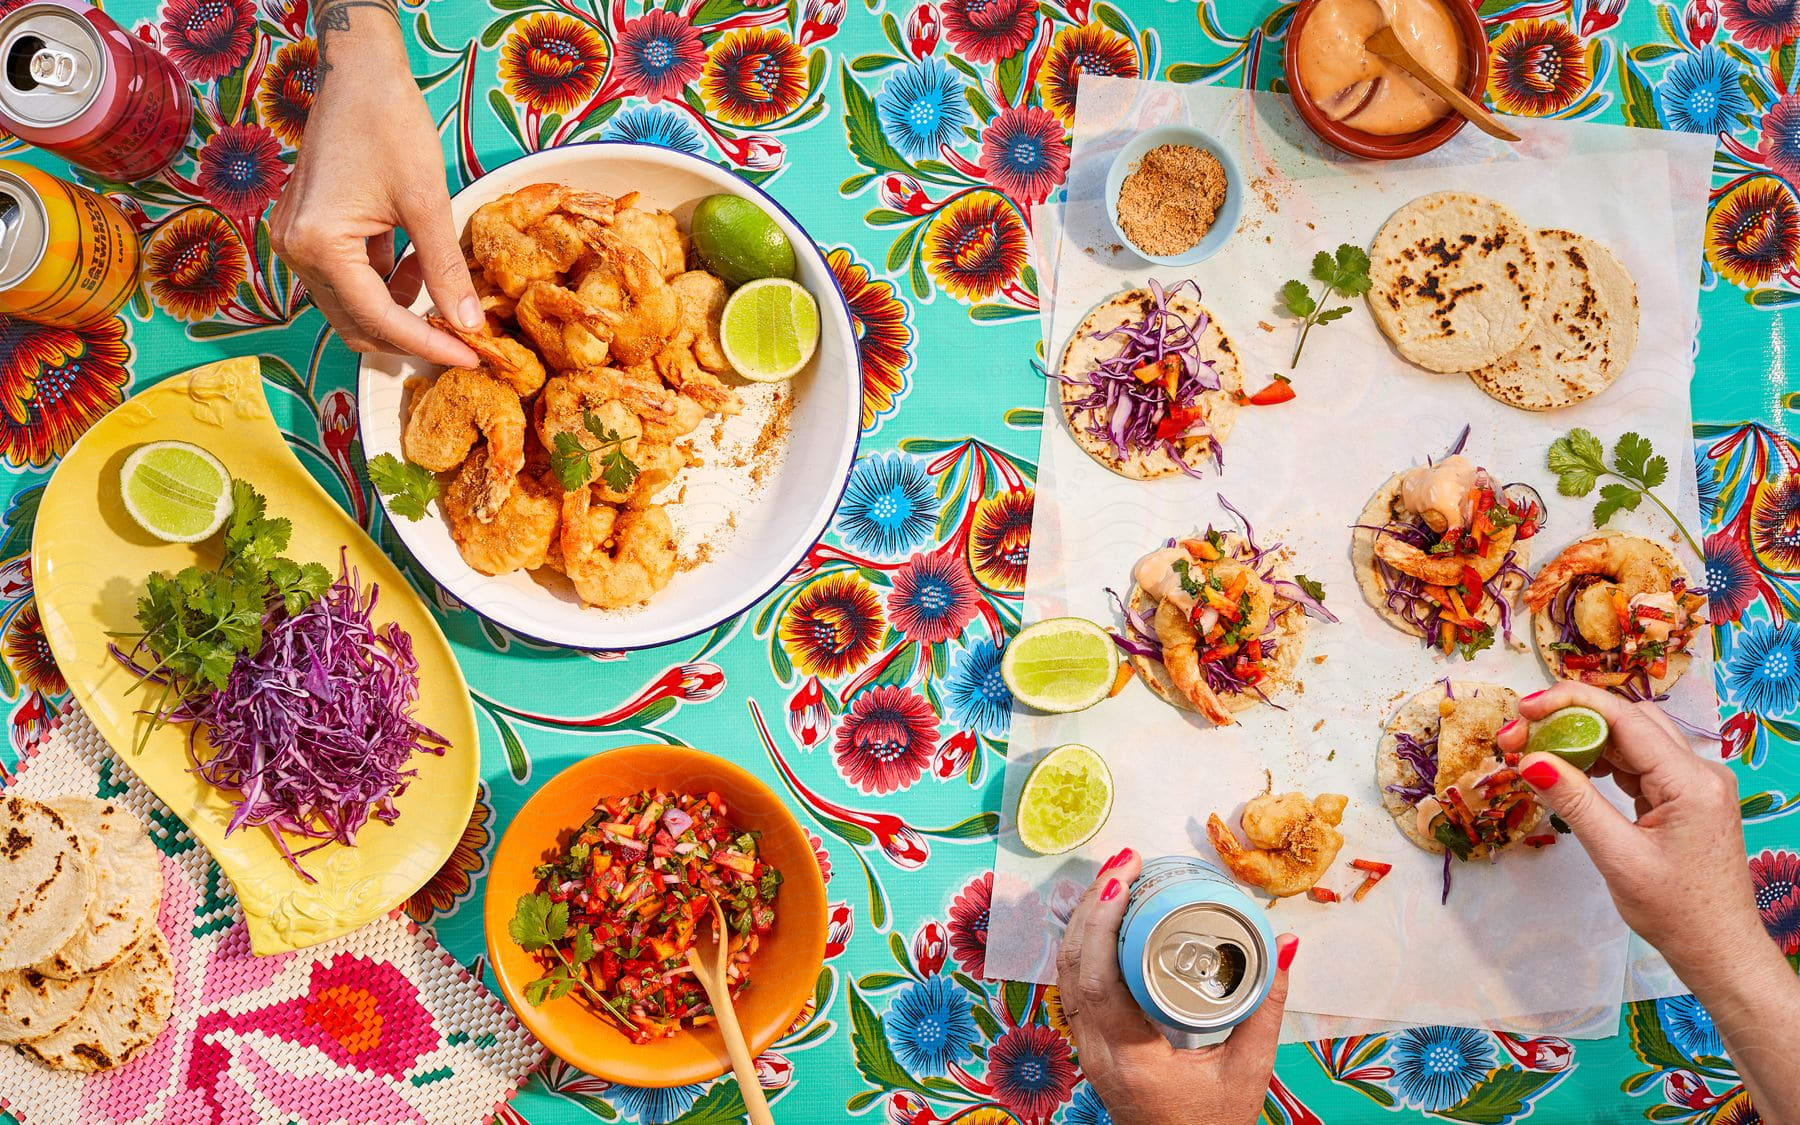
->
990;81;1718;1041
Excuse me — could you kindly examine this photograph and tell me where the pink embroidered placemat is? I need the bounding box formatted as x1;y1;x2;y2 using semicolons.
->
0;703;545;1125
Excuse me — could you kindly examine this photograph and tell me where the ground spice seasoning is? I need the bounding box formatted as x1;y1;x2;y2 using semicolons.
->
1116;144;1229;256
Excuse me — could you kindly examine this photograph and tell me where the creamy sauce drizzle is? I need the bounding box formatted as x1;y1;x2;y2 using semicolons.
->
1296;0;1465;136
1133;546;1198;614
1400;454;1478;533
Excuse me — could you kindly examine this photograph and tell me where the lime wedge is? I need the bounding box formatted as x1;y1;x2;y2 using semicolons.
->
720;278;819;383
1526;706;1610;771
691;193;796;284
1002;617;1119;714
119;441;233;543
1016;743;1114;856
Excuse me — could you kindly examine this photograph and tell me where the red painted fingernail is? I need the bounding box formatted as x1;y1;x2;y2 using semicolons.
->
1522;760;1560;789
1100;879;1121;902
1277;934;1299;972
1523;690;1548;704
1498;719;1523;739
1100;847;1135;873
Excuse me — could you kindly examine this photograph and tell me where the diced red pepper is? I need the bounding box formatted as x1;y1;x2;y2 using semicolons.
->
1561;652;1606;671
1308;887;1339;903
1349;859;1393;875
1154;404;1204;442
1246;377;1296;406
1523;835;1558;848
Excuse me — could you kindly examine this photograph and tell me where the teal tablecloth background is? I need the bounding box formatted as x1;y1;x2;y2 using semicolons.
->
2;0;1798;1118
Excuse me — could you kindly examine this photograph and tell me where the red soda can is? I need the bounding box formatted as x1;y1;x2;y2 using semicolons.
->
0;0;191;181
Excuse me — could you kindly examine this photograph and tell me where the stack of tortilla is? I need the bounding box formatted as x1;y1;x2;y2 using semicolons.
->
1366;191;1639;410
0;794;171;1072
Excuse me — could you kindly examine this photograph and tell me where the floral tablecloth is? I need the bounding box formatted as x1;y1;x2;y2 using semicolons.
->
2;0;1798;1118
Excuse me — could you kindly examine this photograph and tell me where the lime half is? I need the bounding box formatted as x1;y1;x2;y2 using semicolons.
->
691;193;796;284
1526;706;1610;771
119;441;233;543
1002;617;1119;714
1016;743;1114;856
720;278;819;382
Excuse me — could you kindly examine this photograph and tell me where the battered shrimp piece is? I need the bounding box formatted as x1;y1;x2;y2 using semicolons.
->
1524;533;1677;615
402;366;525;520
1153;597;1234;726
1374;520;1518;585
540;398;641;488
515;282;617;371
427;315;547;397
443;451;561;574
654;335;743;416
574;231;678;366
1207;792;1348;898
560;490;678;608
668;270;732;374
596;440;688;507
537;368;674;469
470;184;625;298
610;207;687;279
471;259;517;322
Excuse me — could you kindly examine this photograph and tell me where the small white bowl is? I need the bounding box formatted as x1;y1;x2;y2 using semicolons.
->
358;143;862;650
1104;124;1243;267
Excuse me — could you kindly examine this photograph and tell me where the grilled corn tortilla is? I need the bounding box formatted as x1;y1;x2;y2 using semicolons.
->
1351;471;1533;643
0;796;96;972
31;798;160;980
1126;533;1308;716
1059;288;1242;481
1531;532;1692;696
1470;230;1639;411
1367;192;1545;373
1377;682;1529;855
16;929;172;1073
0;968;94;1044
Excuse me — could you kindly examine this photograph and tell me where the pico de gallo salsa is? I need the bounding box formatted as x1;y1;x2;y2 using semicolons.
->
510;788;781;1043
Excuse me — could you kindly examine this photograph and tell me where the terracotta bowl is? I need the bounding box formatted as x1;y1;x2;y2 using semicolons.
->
1283;0;1491;160
484;745;827;1086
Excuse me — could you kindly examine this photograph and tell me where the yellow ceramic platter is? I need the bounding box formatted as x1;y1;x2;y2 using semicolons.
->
33;357;479;955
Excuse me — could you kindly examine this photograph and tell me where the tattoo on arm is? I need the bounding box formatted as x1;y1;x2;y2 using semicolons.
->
313;0;401;75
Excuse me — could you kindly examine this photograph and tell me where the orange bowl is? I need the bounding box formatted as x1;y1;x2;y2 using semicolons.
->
484;745;827;1086
1283;0;1490;160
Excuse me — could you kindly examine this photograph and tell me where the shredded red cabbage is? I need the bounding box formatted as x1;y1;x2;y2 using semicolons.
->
1057;279;1224;477
165;560;447;880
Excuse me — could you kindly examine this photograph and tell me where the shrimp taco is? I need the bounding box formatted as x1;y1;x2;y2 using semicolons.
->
1057;280;1243;481
1352;436;1543;660
1117;503;1335;725
1524;531;1705;698
1377;682;1550;897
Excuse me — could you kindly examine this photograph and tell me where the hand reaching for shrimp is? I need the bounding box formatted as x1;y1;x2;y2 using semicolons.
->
268;7;480;367
1499;685;1800;1118
1056;849;1298;1125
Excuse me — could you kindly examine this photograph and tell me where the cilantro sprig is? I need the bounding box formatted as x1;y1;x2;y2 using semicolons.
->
117;481;331;749
367;454;438;521
1280;243;1371;367
549;412;642;494
509;891;635;1030
1547;428;1701;558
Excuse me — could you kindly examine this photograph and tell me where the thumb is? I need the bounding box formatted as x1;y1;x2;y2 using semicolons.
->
1520;752;1642;871
400;191;482;332
1212;932;1294;1080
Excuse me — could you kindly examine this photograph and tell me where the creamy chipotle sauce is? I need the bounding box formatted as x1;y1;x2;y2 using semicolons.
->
1399;454;1477;533
1133;546;1198;614
1296;0;1465;136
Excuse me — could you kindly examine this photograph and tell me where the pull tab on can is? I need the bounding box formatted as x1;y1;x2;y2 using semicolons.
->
25;40;87;88
1157;932;1248;1003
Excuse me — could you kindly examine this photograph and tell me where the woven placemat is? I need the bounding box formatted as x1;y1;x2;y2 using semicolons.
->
0;703;545;1125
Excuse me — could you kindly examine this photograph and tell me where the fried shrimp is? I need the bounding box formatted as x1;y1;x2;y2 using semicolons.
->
1207;792;1348;898
596;440;688;507
427;315;547;397
668;270;732;374
574;231;678;366
1525;534;1677;615
1153;597;1235;726
536;367;673;467
470;184;625;298
1374;521;1518;586
654;336;743;416
402;367;525;519
443;451;561;574
560;489;678;608
515;282;617;371
610;207;687;280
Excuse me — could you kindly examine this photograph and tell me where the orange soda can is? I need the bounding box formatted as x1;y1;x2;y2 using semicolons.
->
0;159;138;326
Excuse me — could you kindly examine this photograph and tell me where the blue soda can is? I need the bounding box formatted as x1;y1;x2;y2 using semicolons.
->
1117;855;1275;1034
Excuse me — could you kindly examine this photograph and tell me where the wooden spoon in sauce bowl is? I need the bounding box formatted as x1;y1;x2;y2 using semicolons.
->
1364;25;1520;142
686;895;775;1125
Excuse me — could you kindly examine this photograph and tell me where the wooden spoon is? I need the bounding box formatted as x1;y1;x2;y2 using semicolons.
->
1364;25;1520;142
686;896;774;1125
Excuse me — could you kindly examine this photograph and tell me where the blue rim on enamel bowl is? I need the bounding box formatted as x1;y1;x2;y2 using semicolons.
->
1104;124;1244;267
357;142;863;651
